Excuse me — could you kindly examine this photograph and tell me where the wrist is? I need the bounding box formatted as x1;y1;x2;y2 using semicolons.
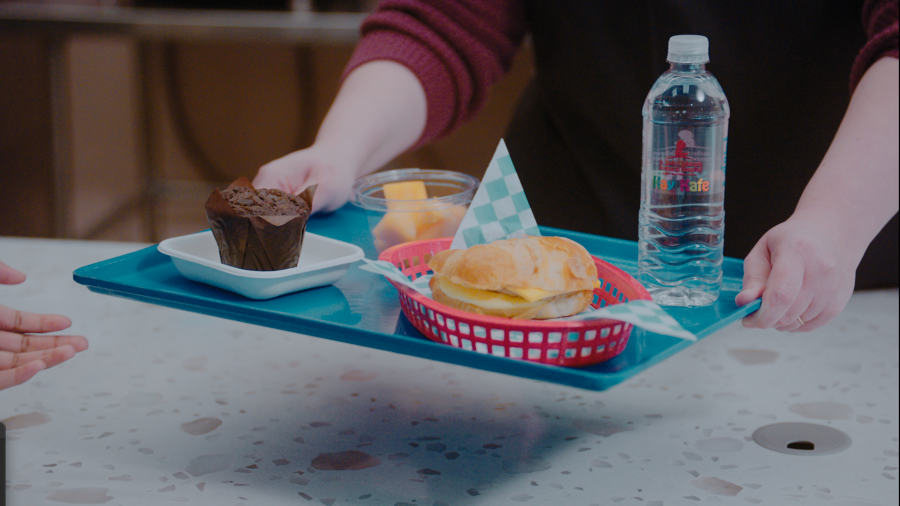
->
307;139;368;182
312;60;427;179
789;203;870;266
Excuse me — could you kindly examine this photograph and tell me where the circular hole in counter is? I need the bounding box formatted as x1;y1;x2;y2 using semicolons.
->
753;423;850;456
786;440;815;451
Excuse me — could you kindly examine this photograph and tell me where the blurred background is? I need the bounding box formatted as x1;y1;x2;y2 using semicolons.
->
0;0;535;242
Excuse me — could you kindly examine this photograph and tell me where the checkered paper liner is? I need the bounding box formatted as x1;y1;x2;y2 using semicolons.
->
359;258;695;342
449;139;541;250
361;258;434;297
559;299;696;341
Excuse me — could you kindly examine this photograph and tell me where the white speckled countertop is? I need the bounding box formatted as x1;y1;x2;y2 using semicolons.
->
1;237;898;505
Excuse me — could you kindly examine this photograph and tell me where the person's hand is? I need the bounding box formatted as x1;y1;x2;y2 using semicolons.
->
1;261;89;390
735;218;857;332
253;145;359;214
254;61;428;214
736;58;898;333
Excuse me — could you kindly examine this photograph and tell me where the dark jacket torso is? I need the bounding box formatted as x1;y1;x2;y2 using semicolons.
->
506;0;896;288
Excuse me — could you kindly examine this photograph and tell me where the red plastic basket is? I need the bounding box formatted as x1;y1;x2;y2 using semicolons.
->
379;238;652;367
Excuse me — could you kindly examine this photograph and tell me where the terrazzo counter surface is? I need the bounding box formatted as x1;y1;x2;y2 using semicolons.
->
1;237;898;505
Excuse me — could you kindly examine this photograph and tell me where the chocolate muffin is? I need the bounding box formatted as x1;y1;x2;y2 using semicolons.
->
220;186;311;218
205;177;316;271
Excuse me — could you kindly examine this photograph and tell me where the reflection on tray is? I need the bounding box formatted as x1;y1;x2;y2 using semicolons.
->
283;285;358;325
393;311;430;340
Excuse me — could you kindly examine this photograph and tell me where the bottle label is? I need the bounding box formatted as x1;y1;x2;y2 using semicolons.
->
652;138;709;193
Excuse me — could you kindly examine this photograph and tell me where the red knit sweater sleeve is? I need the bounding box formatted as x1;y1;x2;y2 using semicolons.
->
850;0;899;93
342;0;528;149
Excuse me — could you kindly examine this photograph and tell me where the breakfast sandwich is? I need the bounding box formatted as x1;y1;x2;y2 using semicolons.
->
427;236;600;320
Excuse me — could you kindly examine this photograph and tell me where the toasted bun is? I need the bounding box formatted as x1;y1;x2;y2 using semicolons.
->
427;236;597;294
426;236;598;320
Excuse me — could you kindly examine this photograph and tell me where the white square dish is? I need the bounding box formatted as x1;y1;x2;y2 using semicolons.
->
157;230;365;300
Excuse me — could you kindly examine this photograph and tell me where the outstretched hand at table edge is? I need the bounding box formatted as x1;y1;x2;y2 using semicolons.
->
1;260;90;391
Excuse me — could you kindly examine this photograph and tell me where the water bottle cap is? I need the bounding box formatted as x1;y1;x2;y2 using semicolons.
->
667;35;710;63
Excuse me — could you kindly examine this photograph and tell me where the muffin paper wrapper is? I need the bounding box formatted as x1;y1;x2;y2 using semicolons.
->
205;177;317;271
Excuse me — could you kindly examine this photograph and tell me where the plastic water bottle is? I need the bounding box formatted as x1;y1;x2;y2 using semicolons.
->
638;35;730;307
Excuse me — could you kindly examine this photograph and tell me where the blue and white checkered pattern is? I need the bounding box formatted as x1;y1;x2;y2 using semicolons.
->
450;140;541;250
560;299;697;341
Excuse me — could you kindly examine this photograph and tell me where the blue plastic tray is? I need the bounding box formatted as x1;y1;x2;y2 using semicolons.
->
73;204;760;391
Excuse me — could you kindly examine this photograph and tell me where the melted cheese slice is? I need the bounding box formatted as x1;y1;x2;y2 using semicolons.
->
437;278;601;309
505;279;601;302
438;277;543;310
505;287;563;303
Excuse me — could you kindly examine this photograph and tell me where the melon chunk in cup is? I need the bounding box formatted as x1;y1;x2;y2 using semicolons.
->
372;181;467;252
383;180;428;207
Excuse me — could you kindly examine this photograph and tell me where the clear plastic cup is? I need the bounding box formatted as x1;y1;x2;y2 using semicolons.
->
350;169;479;254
